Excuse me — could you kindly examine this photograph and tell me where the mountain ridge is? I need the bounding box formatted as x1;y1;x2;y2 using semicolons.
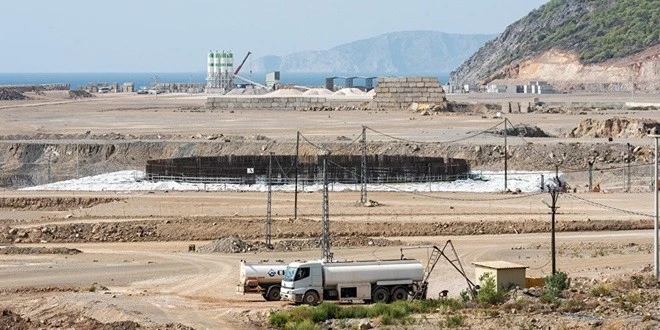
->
450;0;660;91
250;31;496;75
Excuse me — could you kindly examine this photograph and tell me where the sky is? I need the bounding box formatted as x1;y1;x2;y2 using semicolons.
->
1;0;549;73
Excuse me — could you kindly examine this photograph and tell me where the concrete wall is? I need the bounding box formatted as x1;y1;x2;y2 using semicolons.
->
373;77;446;110
206;96;368;110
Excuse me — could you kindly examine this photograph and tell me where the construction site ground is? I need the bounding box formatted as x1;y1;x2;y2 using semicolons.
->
0;92;659;329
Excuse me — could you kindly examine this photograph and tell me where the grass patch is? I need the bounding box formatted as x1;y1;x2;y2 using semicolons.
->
444;314;466;328
590;283;615;297
268;298;464;329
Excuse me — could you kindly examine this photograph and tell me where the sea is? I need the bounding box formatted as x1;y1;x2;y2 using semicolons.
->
0;72;450;90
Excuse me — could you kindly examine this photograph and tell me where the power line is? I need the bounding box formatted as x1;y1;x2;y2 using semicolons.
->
563;193;654;218
364;121;505;146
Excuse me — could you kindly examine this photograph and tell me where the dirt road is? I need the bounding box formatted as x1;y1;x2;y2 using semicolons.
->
0;229;654;329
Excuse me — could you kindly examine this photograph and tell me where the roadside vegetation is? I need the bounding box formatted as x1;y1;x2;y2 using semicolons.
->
268;272;660;329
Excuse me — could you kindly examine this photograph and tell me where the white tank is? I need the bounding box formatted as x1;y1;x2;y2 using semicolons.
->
321;259;424;287
226;51;234;75
239;260;288;286
207;51;214;80
213;51;221;76
218;51;226;75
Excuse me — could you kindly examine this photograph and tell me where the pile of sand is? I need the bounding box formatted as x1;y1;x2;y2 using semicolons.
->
333;88;366;96
266;89;303;96
366;89;376;96
569;117;660;138
226;86;268;96
302;88;333;96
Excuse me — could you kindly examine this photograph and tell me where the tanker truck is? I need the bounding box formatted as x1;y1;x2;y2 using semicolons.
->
237;260;288;301
279;259;425;305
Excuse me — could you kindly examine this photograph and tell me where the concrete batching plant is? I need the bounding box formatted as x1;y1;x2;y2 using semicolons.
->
206;50;234;93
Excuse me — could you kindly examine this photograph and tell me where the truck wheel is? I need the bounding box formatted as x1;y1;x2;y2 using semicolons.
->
372;286;390;303
391;287;409;301
303;291;320;306
265;287;281;301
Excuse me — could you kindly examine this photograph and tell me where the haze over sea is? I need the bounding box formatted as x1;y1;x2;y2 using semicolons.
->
0;72;450;90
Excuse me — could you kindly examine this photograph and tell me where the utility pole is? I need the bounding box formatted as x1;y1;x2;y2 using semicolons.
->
650;134;659;281
627;143;632;192
504;118;508;191
588;159;595;192
294;132;300;219
76;143;80;179
543;186;561;275
360;126;367;204
428;163;432;192
321;159;332;262
47;152;52;184
265;152;273;246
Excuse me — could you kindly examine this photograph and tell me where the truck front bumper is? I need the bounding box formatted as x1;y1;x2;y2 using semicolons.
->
280;288;303;303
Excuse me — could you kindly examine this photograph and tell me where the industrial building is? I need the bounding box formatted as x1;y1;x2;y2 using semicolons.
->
206;51;235;93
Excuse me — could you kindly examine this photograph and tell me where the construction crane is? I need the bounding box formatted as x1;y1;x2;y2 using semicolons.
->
234;51;252;75
400;240;478;300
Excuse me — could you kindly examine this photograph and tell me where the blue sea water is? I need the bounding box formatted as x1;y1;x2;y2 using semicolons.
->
0;72;450;90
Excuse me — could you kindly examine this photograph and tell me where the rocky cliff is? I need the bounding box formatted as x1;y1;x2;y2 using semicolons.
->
251;31;495;74
451;0;660;92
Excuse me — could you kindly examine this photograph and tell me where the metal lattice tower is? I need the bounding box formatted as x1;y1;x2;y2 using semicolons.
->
360;126;367;204
265;153;272;245
321;159;332;262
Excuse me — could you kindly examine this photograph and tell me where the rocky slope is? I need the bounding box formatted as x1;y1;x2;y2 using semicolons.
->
251;31;495;74
451;0;660;92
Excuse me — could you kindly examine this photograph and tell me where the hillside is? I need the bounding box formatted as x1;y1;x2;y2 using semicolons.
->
251;31;495;75
451;0;660;91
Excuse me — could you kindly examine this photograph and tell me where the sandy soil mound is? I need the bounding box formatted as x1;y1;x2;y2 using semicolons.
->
266;89;303;96
2;217;655;244
302;88;333;96
333;88;366;96
0;197;124;211
0;308;192;330
0;88;27;100
197;235;404;253
569;117;660;138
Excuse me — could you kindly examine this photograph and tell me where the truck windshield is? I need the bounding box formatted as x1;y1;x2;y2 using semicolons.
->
283;266;297;282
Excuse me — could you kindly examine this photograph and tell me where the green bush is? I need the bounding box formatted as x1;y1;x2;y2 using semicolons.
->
269;311;291;328
476;273;506;305
284;319;319;330
544;271;570;298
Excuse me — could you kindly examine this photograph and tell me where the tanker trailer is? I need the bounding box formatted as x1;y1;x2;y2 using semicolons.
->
237;260;288;301
280;259;425;305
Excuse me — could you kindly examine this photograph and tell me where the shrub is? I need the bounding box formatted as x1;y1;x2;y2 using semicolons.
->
476;273;506;305
284;319;319;330
590;283;615;297
544;271;570;298
269;311;291;328
558;298;586;313
445;314;466;328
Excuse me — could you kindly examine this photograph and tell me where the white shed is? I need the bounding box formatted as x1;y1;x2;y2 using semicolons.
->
472;261;527;292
